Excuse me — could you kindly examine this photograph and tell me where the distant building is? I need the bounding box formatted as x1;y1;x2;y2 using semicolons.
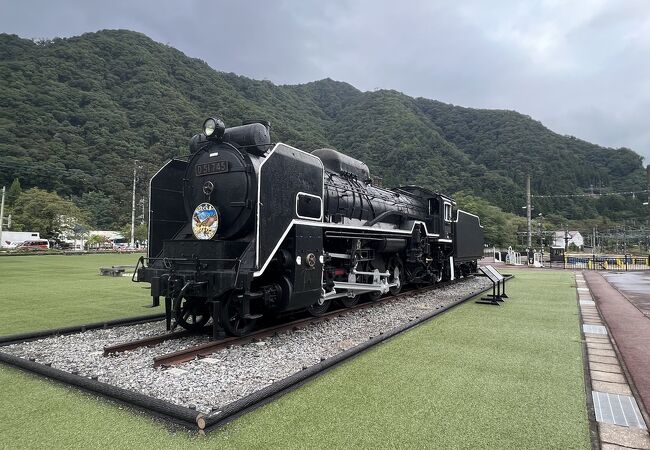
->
63;230;125;250
88;230;125;241
1;231;41;248
552;231;584;249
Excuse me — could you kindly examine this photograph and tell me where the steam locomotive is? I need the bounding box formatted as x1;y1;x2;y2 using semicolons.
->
135;117;484;336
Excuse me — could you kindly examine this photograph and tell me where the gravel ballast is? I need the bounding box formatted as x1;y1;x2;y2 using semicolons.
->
3;277;490;414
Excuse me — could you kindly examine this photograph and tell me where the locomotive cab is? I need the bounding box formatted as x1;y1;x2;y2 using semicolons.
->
392;186;452;239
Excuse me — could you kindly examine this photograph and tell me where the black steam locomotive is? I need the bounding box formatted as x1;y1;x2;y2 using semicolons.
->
135;117;484;336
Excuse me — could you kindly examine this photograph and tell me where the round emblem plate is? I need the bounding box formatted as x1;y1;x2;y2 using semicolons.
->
192;202;219;240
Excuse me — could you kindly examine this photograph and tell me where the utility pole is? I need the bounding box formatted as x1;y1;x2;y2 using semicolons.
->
647;165;650;228
564;225;570;250
131;160;138;248
0;186;5;248
526;175;532;248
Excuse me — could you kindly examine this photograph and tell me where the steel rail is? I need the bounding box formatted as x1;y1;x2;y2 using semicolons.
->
103;285;431;360
103;330;192;356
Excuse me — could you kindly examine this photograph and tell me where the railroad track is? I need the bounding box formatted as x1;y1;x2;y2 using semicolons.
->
0;274;493;432
153;279;467;368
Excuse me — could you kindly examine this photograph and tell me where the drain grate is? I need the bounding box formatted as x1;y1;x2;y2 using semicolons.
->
592;391;647;429
583;324;607;334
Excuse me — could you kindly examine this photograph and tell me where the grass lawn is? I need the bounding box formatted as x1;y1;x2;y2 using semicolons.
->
0;258;590;449
0;253;153;335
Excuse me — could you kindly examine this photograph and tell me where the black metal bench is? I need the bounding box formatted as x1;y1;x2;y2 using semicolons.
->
99;265;136;277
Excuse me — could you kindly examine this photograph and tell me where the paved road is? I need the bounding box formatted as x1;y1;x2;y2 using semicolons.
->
584;271;650;421
602;271;650;318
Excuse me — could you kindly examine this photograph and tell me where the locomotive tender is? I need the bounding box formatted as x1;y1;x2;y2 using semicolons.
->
136;117;484;336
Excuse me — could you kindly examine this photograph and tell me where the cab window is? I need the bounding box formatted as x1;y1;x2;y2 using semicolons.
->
444;203;452;222
428;198;438;215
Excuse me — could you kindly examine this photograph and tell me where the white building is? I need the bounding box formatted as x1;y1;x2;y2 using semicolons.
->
1;231;41;248
63;230;126;250
552;231;584;249
89;230;125;241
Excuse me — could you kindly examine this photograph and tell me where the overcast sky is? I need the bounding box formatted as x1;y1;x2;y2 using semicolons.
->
2;0;649;162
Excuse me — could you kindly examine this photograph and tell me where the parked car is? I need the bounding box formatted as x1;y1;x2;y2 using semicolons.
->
15;239;50;251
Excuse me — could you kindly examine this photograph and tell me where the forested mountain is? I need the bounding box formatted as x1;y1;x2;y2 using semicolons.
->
0;30;646;235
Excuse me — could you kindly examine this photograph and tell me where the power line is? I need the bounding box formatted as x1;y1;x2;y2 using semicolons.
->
532;189;649;199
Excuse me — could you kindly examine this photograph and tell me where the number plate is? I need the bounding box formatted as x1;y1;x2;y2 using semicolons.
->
195;161;229;176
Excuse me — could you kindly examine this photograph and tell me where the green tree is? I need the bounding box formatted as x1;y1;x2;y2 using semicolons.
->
87;234;109;249
74;191;125;229
454;191;525;248
6;178;22;207
120;222;148;244
11;188;88;239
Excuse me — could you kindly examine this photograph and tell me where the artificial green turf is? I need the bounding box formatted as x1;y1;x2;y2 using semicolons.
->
0;254;154;335
0;263;590;449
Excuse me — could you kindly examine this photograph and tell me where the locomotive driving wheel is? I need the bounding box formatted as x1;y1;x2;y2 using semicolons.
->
339;294;360;308
219;294;258;337
308;298;332;316
175;296;210;332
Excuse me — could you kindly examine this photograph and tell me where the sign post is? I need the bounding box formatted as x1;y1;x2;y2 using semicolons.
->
476;265;508;306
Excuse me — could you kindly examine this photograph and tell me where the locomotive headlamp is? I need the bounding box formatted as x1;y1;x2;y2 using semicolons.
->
204;118;216;136
203;117;225;139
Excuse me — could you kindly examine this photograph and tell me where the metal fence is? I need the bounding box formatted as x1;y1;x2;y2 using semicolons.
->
485;247;650;271
554;254;650;271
